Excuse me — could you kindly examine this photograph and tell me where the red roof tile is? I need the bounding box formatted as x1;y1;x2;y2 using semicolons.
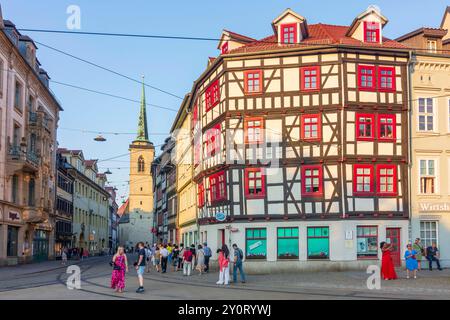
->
228;23;407;54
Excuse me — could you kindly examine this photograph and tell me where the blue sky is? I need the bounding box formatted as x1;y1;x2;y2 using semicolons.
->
2;0;448;202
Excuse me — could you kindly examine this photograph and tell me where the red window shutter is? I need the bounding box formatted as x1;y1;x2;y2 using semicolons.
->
244;168;266;199
300;66;320;91
353;165;374;195
301;114;322;141
205;80;220;112
301;165;323;197
198;183;205;207
221;42;229;54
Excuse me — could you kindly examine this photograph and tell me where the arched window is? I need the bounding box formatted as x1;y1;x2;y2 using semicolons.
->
138;156;145;172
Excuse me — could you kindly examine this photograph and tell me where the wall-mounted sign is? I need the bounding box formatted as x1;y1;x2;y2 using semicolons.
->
215;212;226;222
9;211;20;221
419;203;450;213
345;230;353;240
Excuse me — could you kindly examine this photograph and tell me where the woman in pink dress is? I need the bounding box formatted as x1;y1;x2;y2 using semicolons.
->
111;246;128;293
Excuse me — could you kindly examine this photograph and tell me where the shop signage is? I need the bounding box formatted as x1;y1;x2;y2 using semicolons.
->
215;212;226;222
9;211;20;221
419;203;450;213
249;241;263;250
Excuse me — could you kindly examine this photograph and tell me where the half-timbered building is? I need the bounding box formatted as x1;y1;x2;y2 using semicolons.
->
189;6;410;271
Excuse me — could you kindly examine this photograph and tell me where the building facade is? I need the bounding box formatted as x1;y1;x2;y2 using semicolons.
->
105;186;119;252
54;153;74;258
172;94;198;246
397;7;450;268
187;6;411;272
57;149;110;255
0;13;61;265
119;80;155;248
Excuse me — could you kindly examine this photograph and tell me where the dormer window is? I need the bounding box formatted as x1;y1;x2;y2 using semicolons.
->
364;21;380;43
427;39;437;53
281;23;297;44
221;42;229;54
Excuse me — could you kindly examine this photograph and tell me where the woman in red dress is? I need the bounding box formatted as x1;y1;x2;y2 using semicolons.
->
380;242;397;280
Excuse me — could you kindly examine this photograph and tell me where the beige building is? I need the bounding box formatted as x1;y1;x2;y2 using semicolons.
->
0;12;61;265
397;8;450;267
57;149;110;255
119;80;155;248
171;94;198;245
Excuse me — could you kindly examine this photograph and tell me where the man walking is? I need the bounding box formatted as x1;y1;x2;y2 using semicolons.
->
203;242;212;273
182;246;193;276
426;242;443;271
232;243;246;284
160;244;169;273
135;242;146;293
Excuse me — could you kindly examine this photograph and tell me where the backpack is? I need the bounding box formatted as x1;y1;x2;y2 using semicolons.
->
185;251;193;262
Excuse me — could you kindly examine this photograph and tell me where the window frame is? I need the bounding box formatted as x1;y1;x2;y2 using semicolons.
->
245;228;267;259
301;114;322;142
301;165;323;197
357;65;376;91
197;182;205;208
205;79;220;112
378;66;396;92
353;164;374;195
300;66;321;91
418;158;438;195
355;113;375;141
376;164;398;196
277;227;299;260
417;98;435;132
244;70;263;95
280;23;298;44
221;42;229;54
363;21;380;43
420;220;439;248
244;168;266;199
209;171;227;203
307;227;330;260
244;117;264;145
205;123;221;157
356;226;379;259
377;114;397;141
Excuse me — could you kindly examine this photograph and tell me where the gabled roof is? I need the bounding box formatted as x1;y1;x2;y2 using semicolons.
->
440;6;450;29
395;27;448;42
272;8;306;26
346;5;388;37
84;159;98;168
217;29;256;50
228;23;407;55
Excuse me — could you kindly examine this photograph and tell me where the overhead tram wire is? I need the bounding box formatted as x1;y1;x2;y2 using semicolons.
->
51;80;178;112
18;28;450;54
32;40;183;100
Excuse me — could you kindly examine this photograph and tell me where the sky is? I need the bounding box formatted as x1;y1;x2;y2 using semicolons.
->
1;0;448;203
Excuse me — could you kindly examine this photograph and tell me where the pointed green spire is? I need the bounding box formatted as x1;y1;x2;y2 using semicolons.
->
135;76;149;142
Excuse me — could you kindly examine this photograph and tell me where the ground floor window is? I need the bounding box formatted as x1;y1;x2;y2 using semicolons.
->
7;226;19;257
357;226;378;258
277;227;299;259
307;227;329;259
420;221;438;248
245;228;267;259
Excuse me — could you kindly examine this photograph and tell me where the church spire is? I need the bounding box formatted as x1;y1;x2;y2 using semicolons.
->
135;76;149;143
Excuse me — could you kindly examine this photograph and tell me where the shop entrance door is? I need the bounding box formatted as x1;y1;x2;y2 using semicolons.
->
386;228;401;266
33;230;49;262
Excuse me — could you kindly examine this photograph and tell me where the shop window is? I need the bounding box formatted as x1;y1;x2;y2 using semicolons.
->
420;221;438;248
245;228;267;259
307;227;329;259
357;226;378;258
277;227;299;259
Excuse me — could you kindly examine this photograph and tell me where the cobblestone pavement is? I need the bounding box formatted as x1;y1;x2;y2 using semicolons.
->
0;256;449;299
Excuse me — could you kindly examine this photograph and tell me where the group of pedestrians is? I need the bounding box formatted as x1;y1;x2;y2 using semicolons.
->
381;238;443;281
109;241;247;293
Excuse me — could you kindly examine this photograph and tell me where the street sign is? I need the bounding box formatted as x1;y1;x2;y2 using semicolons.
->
215;212;226;222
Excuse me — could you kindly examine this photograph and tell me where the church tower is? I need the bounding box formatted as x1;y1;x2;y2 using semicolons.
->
129;77;154;214
120;77;155;247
